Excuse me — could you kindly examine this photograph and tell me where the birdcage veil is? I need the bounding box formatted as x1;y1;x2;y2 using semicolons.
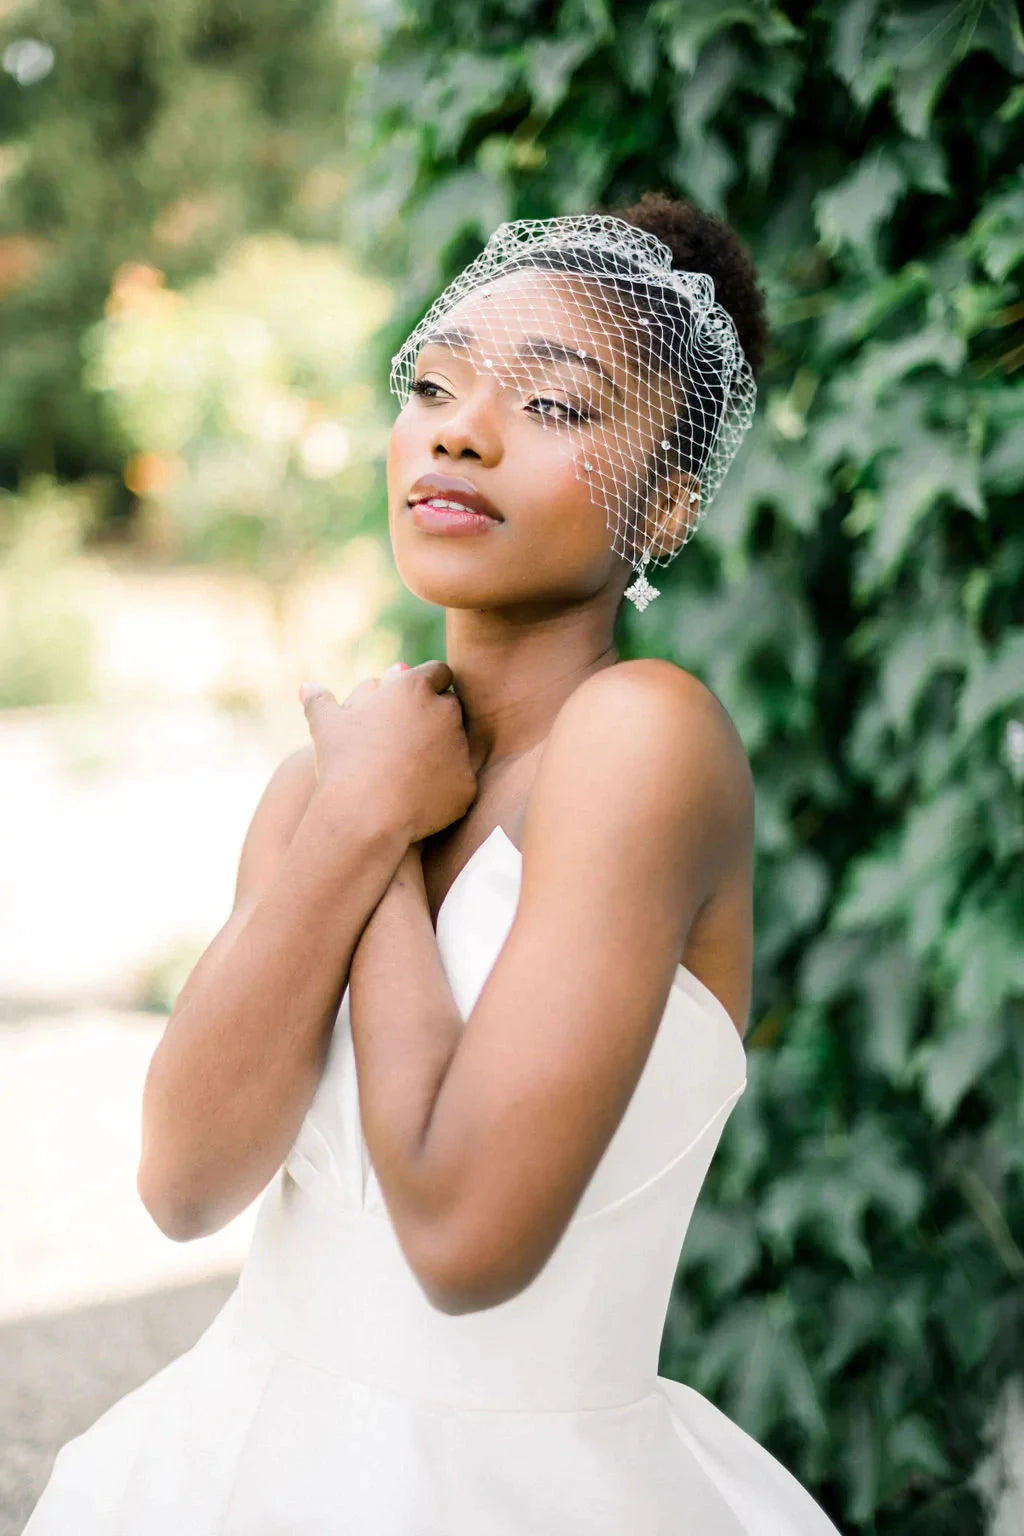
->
389;213;757;613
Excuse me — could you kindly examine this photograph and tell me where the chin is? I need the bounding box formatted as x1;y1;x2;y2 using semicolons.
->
390;543;502;607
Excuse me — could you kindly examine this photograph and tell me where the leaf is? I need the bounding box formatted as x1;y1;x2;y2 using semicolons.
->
667;127;737;214
872;603;970;735
760;1165;873;1274
678;1205;762;1294
894;138;951;196
820;1281;883;1373
614;11;661;95
671;36;746;141
858;943;921;1081
854;318;967;395
887;1413;955;1480
522;36;594;114
913;997;1005;1123
966;176;1024;282
655;0;800;76
862;427;985;588
964;0;1024;76
880;2;970;137
417;51;518;157
832;789;968;932
799;931;872;1004
956;630;1024;734
814;151;907;265
701;1295;827;1439
404;170;511;296
942;891;1024;1027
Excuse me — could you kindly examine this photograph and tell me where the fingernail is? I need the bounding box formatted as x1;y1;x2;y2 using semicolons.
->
298;682;316;703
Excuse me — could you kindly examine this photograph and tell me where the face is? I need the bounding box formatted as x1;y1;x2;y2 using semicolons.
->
386;269;696;614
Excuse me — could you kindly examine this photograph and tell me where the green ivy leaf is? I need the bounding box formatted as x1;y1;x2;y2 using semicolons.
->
956;630;1024;735
880;2;971;137
912;996;1006;1123
814;151;907;266
830;0;886;106
613;11;661;95
655;0;800;76
942;891;1024;1026
522;36;594;114
965;176;1024;281
832;789;968;932
415;51;518;157
860;427;984;589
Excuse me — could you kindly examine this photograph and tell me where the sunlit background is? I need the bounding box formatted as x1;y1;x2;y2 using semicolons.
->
2;1;1022;1532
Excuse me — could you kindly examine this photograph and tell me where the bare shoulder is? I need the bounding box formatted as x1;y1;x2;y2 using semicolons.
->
519;658;753;919
578;657;745;737
556;658;753;834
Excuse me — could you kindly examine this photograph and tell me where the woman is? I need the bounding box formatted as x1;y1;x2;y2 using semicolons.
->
25;193;842;1533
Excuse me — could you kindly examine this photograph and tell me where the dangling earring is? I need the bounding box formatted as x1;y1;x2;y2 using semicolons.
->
623;552;660;613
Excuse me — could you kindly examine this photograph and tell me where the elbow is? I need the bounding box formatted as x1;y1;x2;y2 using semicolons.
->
136;1160;208;1243
406;1218;536;1316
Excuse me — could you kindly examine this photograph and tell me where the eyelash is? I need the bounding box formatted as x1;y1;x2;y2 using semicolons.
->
409;377;594;426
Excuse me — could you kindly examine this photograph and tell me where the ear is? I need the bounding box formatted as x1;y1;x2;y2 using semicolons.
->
641;471;702;561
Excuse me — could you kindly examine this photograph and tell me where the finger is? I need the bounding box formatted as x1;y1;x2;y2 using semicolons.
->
299;682;338;717
408;659;454;693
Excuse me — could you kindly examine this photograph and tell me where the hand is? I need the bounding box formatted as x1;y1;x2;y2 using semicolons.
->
299;660;477;845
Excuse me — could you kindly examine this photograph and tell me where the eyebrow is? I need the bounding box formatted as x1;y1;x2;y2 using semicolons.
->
421;326;625;400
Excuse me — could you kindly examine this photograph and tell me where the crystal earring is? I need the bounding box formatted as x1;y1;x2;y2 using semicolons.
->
623;553;660;613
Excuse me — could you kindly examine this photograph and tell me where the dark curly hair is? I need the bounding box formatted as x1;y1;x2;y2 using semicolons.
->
607;188;769;381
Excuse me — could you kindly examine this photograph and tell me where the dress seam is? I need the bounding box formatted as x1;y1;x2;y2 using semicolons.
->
575;1080;747;1224
224;1320;662;1416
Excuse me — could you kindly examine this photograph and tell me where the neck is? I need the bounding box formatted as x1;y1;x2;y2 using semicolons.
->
444;605;620;773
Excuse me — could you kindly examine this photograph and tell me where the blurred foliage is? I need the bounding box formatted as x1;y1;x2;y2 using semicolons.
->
82;235;392;598
0;474;101;705
0;0;396;698
0;0;368;485
344;1;1024;1530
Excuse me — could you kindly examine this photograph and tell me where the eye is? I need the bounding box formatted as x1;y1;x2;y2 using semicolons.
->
529;397;593;425
409;377;449;402
410;376;595;427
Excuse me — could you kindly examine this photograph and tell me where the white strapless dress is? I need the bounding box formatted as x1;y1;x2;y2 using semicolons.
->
24;825;842;1534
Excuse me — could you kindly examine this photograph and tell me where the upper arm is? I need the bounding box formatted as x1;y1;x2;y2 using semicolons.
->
412;661;753;1311
231;744;318;914
168;744;317;1022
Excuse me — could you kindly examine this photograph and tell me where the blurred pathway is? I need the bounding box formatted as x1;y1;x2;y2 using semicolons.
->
0;700;297;1527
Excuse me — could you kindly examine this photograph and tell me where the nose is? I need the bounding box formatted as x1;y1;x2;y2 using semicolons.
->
431;383;503;465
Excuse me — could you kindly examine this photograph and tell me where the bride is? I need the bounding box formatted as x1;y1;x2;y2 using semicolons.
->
25;191;842;1533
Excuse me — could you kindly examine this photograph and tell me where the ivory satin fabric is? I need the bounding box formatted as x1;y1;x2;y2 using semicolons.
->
24;825;841;1534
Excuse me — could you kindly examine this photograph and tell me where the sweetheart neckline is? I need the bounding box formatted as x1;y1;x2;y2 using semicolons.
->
436;824;747;1063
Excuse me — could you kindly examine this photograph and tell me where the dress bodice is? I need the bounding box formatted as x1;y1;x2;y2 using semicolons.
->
230;824;747;1413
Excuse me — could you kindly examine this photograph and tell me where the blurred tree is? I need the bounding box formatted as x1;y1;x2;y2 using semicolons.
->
0;0;368;494
344;2;1024;1531
81;234;392;609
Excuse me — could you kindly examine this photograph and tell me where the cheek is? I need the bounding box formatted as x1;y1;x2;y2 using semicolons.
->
386;412;417;479
530;437;608;552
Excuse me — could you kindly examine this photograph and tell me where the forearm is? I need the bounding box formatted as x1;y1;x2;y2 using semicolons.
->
140;794;408;1238
346;863;465;1234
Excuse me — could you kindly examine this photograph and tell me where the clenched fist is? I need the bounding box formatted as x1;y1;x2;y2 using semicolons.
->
299;661;477;845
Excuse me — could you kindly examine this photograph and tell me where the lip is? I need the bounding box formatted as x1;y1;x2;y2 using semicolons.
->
406;473;503;523
410;501;503;536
